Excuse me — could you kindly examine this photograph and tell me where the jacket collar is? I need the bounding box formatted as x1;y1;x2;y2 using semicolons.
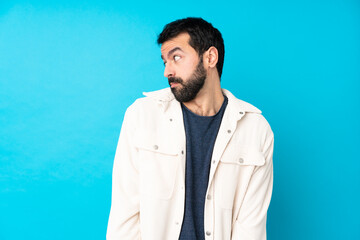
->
143;87;262;114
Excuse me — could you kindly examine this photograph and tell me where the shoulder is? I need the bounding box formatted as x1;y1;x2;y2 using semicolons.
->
224;89;273;137
124;87;175;119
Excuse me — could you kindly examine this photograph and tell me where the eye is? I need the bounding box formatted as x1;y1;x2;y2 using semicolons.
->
173;55;181;61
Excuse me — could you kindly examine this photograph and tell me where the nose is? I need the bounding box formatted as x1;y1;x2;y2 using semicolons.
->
164;63;175;78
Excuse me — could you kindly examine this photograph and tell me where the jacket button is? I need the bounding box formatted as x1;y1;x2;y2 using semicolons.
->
239;111;244;115
181;150;184;155
207;195;212;200
169;118;173;121
238;158;244;164
206;231;211;236
227;129;231;133
153;145;159;150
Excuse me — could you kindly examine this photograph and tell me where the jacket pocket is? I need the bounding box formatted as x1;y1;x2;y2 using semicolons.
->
215;147;265;209
220;146;265;166
135;137;180;200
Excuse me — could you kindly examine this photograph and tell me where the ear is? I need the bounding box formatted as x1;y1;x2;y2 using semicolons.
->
204;46;218;69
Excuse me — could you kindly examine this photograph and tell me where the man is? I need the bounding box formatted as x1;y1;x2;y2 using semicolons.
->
107;17;274;240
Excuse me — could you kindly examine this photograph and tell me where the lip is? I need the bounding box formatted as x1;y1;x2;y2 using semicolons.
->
170;82;180;88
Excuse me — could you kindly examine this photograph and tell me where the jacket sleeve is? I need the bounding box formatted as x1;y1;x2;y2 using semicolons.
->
106;104;141;240
231;126;274;240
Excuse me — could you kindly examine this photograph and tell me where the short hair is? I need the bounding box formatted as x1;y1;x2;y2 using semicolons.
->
157;17;225;78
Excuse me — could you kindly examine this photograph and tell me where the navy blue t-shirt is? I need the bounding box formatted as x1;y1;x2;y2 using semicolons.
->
179;96;228;240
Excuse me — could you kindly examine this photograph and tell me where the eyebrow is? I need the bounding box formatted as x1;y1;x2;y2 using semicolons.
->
161;47;184;60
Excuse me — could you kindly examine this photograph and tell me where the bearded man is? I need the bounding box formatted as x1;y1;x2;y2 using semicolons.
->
107;17;274;240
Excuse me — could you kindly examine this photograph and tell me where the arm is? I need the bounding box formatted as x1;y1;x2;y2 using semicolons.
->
232;127;274;240
106;104;141;240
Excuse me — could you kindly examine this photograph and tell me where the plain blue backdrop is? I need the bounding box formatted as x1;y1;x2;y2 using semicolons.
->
1;0;359;239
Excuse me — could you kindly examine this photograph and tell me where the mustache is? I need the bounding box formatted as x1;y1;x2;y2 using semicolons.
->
168;77;183;85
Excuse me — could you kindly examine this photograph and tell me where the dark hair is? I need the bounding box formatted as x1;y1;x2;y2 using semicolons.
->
157;17;225;78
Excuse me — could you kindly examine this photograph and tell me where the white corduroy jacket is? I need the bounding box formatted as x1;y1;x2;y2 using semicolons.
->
107;88;274;240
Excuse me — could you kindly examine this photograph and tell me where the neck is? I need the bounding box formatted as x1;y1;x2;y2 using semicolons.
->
182;75;224;116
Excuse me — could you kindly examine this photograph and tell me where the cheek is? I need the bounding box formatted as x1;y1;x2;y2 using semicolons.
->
181;59;198;78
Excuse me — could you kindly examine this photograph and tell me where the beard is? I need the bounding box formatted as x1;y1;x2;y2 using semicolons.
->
168;58;207;103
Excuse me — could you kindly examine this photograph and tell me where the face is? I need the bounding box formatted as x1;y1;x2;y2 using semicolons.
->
161;33;207;102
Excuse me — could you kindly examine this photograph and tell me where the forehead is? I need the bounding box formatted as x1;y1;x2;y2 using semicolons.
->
160;32;194;56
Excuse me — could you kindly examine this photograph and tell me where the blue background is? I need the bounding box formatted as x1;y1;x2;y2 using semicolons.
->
1;0;359;239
